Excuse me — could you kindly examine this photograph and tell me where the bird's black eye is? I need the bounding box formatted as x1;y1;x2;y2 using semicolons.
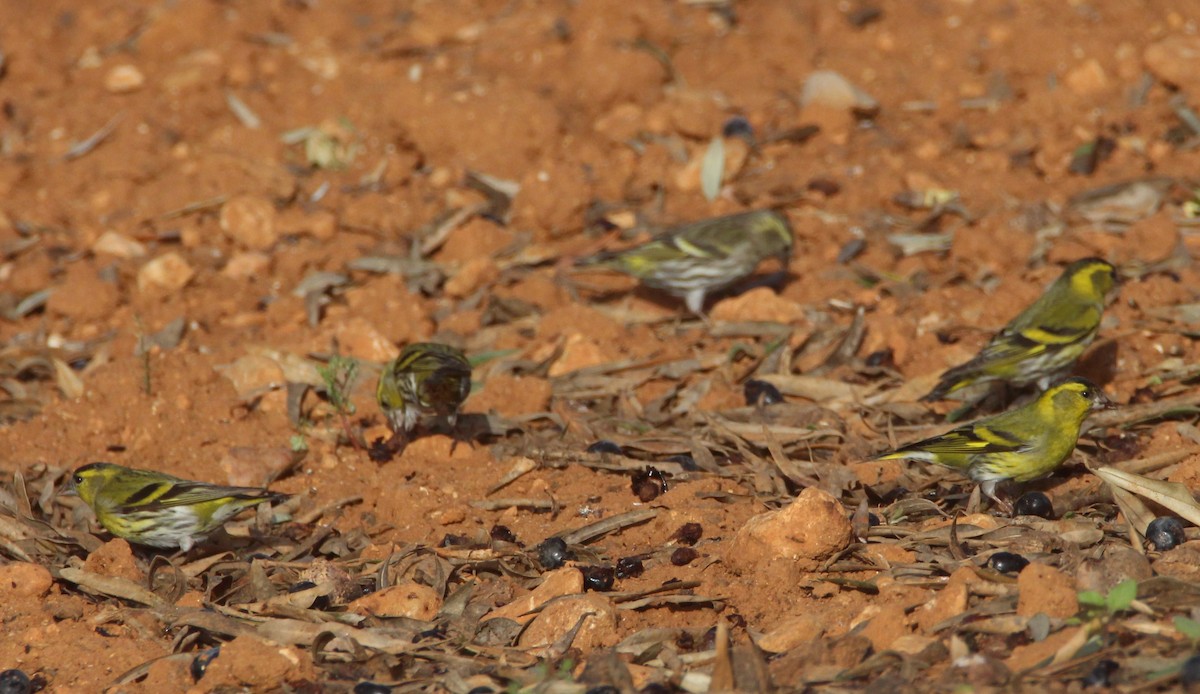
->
73;475;83;485
1081;387;1093;399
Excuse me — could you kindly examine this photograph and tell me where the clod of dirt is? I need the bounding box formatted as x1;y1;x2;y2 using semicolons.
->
518;593;619;655
218;446;296;488
218;356;286;401
1155;541;1200;582
756;614;825;654
1005;626;1085;673
1016;563;1078;619
219;195;280;251
1143;35;1200;93
1075;545;1152;594
82;539;144;584
485;567;582;624
915;566;975;632
136;655;192;691
136;253;195;295
223;252;272;280
727;487;853;572
348;581;441;620
710;287;805;324
445;257;500;299
0;561;52;599
198;635;316;690
854;603;910;652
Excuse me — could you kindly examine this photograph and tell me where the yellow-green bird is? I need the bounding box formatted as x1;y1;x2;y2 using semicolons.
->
377;342;472;436
576;209;794;314
922;258;1117;402
876;377;1110;506
70;462;287;552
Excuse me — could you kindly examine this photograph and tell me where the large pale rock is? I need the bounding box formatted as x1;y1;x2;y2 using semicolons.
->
0;561;53;598
518;593;619;654
727;487;853;572
485;568;583;624
200;635;316;689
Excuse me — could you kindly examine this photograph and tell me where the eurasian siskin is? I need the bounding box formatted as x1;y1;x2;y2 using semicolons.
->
875;377;1110;506
922;258;1117;402
576;209;794;314
377;342;472;436
70;462;287;552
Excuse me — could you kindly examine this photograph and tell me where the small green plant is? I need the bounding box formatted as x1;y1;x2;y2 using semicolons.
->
317;355;358;417
317;355;365;449
1077;578;1138;620
288;433;309;453
1175;615;1200;643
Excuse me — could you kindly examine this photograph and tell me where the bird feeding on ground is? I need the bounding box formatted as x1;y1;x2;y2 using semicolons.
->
875;377;1110;508
377;342;472;437
576;209;794;315
70;462;287;552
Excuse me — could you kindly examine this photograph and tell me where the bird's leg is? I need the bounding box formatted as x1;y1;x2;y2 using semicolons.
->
980;480;1013;515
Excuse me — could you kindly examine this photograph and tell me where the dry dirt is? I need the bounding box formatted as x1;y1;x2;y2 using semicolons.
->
3;1;1200;692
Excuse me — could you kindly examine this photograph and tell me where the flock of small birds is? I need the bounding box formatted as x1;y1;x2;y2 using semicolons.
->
66;209;1125;554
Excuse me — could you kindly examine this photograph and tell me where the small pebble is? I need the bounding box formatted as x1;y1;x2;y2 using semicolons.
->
1147;517;1186;551
190;646;220;681
670;547;698;566
989;552;1030;575
743;379;784;406
580;565;616;592
1013;491;1054;519
536;537;571;570
104;64;145;93
587;440;623;455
